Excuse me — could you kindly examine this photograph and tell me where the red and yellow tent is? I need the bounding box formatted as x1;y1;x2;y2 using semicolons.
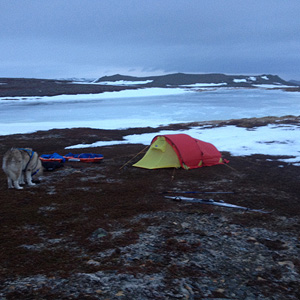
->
133;133;227;170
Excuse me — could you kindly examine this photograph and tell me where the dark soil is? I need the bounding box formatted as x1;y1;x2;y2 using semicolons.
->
0;118;300;299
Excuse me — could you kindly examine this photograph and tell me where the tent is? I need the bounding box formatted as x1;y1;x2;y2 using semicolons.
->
133;134;226;170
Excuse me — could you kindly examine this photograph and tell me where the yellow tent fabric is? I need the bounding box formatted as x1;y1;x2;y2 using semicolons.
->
133;136;181;169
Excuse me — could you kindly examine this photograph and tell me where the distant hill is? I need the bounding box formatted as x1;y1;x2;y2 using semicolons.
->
0;73;298;97
289;80;300;86
0;78;133;97
96;73;295;88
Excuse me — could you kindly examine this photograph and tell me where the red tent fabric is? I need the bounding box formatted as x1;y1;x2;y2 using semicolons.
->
152;133;225;169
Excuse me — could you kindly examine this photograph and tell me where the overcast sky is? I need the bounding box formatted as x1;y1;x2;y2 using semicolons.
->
1;0;299;80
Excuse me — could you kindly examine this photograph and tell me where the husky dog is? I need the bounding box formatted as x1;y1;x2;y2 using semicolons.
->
2;148;43;189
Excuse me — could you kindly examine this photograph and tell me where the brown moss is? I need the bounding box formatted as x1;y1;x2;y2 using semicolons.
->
0;123;300;297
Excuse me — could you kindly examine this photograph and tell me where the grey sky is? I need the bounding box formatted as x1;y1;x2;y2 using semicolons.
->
1;0;299;80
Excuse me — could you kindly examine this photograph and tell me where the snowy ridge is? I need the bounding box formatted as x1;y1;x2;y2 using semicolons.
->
95;73;297;88
71;74;296;88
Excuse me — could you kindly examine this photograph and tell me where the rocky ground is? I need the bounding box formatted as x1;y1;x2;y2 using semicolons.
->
0;117;300;299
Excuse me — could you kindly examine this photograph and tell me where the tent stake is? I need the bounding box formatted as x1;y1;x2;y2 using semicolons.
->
171;168;176;181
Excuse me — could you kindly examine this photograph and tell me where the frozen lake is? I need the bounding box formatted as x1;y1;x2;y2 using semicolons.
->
1;87;300;135
1;87;300;164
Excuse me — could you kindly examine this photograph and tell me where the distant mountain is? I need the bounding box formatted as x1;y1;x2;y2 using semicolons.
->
1;73;298;98
96;73;295;88
289;80;300;86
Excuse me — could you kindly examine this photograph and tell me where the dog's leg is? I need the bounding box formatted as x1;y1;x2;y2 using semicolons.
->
25;171;36;186
13;179;23;189
7;177;14;189
5;170;23;189
19;172;25;185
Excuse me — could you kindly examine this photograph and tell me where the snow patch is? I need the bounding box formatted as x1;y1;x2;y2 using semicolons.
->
66;124;300;166
253;84;294;89
233;79;247;83
0;87;190;103
179;83;227;87
97;80;153;85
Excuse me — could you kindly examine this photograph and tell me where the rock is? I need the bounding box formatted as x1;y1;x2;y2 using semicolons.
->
278;261;295;269
86;259;100;266
89;228;108;241
181;222;190;229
